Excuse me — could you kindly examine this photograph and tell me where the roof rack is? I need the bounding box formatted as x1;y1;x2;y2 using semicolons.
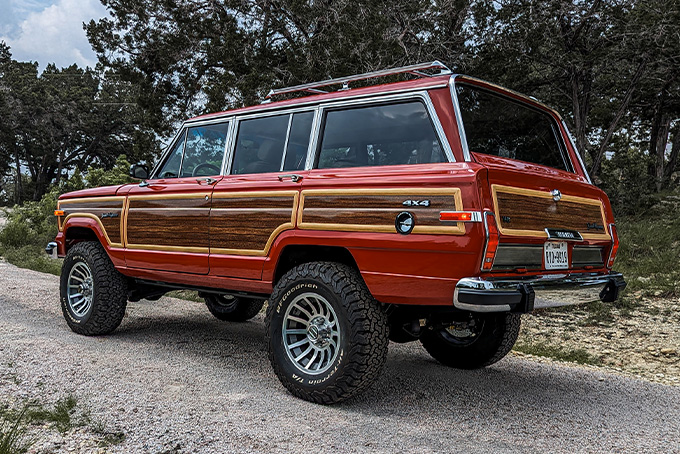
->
264;61;451;100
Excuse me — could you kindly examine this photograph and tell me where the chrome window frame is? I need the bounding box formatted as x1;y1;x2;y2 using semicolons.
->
151;118;233;179
226;106;317;175
310;90;455;169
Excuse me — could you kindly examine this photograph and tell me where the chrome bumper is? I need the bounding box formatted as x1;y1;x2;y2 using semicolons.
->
453;272;626;313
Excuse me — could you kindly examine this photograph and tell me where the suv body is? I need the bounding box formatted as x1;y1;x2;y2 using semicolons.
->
52;62;625;403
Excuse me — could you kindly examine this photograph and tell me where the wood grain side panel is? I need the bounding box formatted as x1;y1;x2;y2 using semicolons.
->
211;210;293;251
299;188;464;235
492;185;610;240
211;197;294;210
126;196;211;250
57;198;125;245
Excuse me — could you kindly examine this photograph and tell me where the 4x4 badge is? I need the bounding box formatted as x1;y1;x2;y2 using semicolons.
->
402;200;430;207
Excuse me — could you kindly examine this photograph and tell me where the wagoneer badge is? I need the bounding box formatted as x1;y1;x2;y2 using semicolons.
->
395;211;415;235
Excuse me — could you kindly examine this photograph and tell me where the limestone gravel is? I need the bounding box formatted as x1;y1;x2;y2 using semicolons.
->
1;260;679;453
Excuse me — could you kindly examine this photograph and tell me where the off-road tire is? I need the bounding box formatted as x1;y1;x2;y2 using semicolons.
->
420;313;521;369
203;295;264;322
60;241;128;335
266;262;389;404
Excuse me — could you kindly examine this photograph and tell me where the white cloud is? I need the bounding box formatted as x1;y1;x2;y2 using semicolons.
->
0;0;107;69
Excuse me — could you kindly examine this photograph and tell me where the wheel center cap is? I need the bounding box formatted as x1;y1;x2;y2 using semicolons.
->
307;317;331;347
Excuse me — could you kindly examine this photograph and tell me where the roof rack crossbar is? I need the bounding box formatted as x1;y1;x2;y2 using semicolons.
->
265;60;451;99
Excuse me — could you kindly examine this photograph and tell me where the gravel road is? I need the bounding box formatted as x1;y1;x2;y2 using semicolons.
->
1;261;679;454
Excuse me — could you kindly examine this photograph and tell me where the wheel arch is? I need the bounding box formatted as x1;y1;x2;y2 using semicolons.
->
272;244;360;285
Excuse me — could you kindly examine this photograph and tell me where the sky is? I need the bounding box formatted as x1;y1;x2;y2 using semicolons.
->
0;0;107;69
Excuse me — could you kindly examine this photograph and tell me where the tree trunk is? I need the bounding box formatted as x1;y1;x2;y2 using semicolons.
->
654;115;671;192
12;140;21;205
664;125;680;188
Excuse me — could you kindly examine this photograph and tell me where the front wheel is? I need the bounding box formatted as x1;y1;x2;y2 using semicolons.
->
420;312;520;369
60;241;128;335
266;262;389;404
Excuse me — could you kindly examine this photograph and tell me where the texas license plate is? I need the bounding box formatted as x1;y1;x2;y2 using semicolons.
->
544;241;569;270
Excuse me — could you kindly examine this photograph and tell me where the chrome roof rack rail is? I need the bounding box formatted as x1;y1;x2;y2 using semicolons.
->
265;61;451;100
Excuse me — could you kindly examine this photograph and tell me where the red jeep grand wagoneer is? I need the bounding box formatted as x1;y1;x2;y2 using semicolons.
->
50;61;625;403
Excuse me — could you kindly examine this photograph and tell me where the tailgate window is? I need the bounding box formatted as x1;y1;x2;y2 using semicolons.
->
456;84;572;172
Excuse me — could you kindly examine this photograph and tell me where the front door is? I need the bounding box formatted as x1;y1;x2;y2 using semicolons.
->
125;121;230;274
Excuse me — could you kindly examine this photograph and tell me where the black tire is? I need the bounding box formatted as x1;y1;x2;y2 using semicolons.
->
60;241;128;335
203;294;264;322
266;262;389;404
420;313;520;369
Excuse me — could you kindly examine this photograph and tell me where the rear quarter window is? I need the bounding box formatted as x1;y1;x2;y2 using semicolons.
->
456;84;572;171
316;100;446;169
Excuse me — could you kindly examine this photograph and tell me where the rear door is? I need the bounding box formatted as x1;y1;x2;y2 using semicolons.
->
453;82;611;272
208;110;314;279
125;121;229;274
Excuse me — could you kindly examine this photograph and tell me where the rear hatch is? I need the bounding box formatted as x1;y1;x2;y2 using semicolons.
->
453;79;614;273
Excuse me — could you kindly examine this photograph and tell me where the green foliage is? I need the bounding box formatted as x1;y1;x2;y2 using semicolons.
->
0;155;132;273
26;396;79;435
614;194;680;298
0;407;33;454
514;341;599;366
599;147;656;216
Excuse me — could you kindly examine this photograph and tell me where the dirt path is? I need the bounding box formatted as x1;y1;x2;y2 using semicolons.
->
1;261;679;453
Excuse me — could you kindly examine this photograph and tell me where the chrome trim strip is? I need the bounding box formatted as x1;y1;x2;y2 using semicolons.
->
279;113;294;172
562;119;592;184
305;107;322;170
439;211;482;222
310;90;455;166
223;117;238;175
449;75;472;162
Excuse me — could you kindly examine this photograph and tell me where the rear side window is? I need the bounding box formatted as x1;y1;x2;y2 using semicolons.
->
232;111;313;174
456;84;572;171
317;101;446;169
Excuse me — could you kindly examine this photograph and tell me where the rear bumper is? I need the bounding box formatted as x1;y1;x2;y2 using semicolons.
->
454;272;626;313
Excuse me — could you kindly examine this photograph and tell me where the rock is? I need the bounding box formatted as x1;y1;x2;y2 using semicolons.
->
660;348;677;356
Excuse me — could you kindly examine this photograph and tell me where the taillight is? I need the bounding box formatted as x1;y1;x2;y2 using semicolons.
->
482;212;499;271
439;211;482;222
607;224;619;268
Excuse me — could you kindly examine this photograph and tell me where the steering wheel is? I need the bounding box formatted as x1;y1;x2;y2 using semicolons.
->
192;163;220;177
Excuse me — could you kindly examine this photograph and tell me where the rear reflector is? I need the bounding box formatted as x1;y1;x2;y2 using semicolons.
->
54;210;64;216
482;212;500;271
439;211;482;222
607;224;619;268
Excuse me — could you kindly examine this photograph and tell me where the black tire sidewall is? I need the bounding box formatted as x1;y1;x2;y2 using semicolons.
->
60;249;95;325
268;278;351;392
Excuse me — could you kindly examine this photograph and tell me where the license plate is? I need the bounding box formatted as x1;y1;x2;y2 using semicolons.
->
544;241;569;270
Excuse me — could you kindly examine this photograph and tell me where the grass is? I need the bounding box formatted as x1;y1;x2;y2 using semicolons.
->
0;408;33;454
0;396;126;452
166;290;203;302
514;341;600;365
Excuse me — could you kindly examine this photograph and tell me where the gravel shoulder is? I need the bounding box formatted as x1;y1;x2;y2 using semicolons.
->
1;260;679;453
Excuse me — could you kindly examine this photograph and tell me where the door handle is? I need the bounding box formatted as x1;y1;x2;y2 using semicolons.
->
196;177;218;185
278;174;303;183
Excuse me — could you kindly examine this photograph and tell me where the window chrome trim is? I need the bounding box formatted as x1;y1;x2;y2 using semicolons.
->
152;128;188;179
449;75;472;162
561;119;592;184
220;117;237;175
279;114;295;172
305;107;322;170
183;82;449;125
310;90;455;167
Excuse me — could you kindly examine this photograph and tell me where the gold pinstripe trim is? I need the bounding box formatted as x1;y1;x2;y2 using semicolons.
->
491;184;611;241
297;188;465;235
60;213;123;248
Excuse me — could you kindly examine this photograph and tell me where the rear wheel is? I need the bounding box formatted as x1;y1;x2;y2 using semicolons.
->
420;313;520;369
266;262;389;404
60;241;128;335
203;294;264;322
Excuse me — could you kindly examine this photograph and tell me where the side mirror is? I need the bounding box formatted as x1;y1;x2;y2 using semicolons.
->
129;163;149;180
